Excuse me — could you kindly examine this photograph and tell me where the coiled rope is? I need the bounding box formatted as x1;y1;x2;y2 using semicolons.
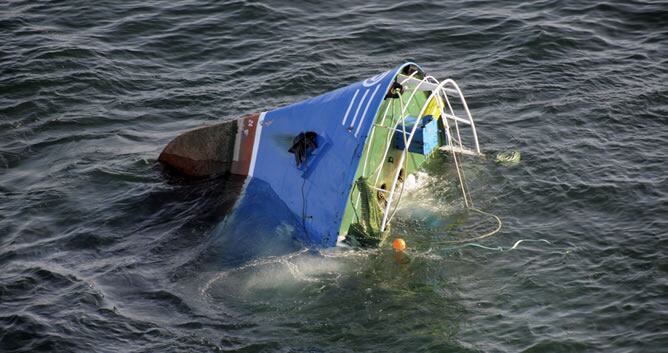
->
430;148;549;251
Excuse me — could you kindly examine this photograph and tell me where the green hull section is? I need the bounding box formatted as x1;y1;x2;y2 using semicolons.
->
340;82;444;244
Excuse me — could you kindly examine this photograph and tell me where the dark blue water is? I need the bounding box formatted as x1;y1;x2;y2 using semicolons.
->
1;0;667;352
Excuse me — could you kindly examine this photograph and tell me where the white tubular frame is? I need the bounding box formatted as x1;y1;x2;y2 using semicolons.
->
375;76;482;232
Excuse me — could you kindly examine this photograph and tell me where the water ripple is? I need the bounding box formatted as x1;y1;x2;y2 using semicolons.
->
1;0;666;352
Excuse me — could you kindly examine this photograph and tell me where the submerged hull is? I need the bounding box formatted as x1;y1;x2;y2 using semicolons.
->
160;62;481;247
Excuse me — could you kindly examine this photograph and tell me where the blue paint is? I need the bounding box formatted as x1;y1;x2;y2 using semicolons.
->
210;178;305;266
394;115;440;155
299;134;332;179
247;63;421;247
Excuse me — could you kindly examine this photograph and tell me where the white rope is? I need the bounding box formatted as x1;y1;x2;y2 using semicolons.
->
386;75;504;244
427;238;551;252
432;207;502;244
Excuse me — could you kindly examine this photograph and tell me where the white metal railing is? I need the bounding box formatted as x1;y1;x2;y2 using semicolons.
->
375;75;482;232
350;71;482;233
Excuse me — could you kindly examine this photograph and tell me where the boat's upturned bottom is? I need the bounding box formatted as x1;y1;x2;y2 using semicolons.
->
159;63;483;248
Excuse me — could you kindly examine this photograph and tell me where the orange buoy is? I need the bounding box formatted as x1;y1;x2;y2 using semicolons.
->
392;238;406;252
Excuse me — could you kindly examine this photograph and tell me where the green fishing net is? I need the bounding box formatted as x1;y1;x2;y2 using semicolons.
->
345;177;390;247
495;150;521;167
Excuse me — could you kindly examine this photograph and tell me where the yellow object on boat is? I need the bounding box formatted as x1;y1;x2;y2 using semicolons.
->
423;96;442;119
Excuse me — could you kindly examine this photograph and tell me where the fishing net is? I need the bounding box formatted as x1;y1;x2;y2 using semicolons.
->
345;177;390;247
495;150;521;167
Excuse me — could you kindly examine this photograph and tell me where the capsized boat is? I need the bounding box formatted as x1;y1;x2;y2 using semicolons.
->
159;62;483;247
